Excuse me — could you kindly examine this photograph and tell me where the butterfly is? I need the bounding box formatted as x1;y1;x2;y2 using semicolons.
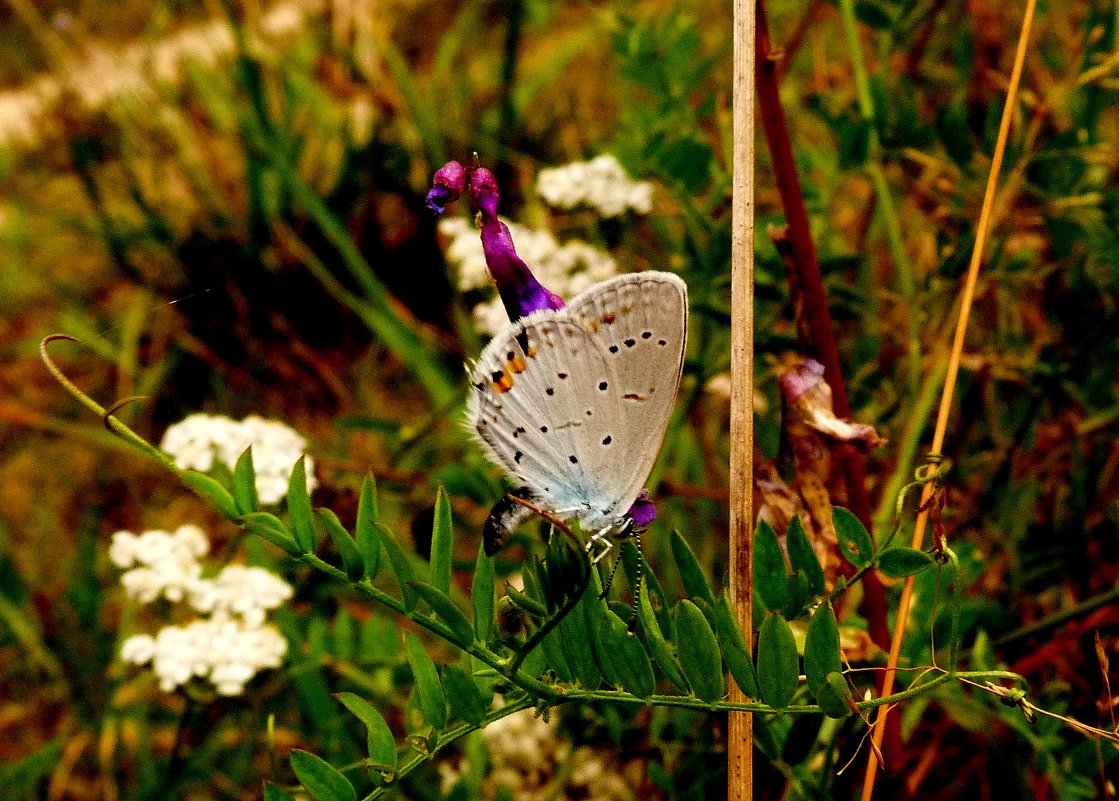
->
467;271;688;561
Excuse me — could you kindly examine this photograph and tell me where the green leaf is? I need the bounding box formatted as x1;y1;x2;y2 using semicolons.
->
334;692;398;776
833;507;875;568
804;603;842;691
506;584;549;617
561;582;602;689
233;447;261;515
429;485;454;595
289;749;356;801
637;581;689;692
377;522;418;611
540;625;574;684
714;595;759;699
816;671;854;719
355;473;380;578
471;542;495;643
673;600;724;702
782;570;811;619
441;664;487;726
240;512;300;555
934;105;974;168
757;614;799;709
877;547;934;578
404;631;447;730
786;516;825;596
753;520;787;612
287;457;316;552
670;531;715;605
179;470;239;520
408;581;475;646
596;607;655;698
316;508;363;581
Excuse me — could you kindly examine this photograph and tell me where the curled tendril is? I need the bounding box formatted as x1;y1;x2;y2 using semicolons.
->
103;395;150;432
40;334;176;471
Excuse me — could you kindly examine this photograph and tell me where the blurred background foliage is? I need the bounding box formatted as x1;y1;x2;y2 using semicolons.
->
1;0;1118;799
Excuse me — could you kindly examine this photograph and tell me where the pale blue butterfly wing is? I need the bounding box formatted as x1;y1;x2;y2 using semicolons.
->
467;271;687;552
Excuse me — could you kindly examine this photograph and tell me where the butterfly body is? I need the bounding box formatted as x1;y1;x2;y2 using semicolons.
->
467;272;687;557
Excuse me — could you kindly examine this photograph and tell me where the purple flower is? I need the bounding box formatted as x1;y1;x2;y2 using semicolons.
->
778;358;826;404
428;161;564;323
627;488;657;527
425;160;467;214
471;168;565;321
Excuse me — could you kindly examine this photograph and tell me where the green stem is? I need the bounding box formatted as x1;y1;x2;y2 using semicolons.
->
944;547;963;669
298;552;559;700
836;0;922;399
41;336;178;472
361;695;535;801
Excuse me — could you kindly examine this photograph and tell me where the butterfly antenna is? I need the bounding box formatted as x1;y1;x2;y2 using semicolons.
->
599;550;624;600
627;530;645;634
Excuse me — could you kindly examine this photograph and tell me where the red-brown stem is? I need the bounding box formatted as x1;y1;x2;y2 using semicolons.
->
755;0;891;653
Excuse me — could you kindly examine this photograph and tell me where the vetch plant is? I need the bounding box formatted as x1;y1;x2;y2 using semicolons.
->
41;319;1100;794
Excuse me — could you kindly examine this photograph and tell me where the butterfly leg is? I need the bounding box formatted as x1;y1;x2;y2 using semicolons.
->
585;528;614;563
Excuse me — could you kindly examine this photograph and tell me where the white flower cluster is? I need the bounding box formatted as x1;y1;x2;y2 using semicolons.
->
437;217;617;336
535;155;654;218
159;414;317;505
113;525;292;696
439;707;631;801
110;524;208;604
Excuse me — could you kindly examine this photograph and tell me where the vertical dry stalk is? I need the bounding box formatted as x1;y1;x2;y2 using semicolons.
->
859;1;1039;798
729;0;756;798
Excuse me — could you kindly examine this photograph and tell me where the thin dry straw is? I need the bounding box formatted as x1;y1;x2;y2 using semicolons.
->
729;0;756;799
859;1;1039;798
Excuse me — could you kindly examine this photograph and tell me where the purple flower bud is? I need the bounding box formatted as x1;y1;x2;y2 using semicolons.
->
426;160;467;214
627;488;657;527
471;167;565;321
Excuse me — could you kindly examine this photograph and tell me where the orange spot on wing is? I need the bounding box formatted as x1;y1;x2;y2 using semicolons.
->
492;371;514;393
602;312;616;324
507;356;527;374
623;393;647;402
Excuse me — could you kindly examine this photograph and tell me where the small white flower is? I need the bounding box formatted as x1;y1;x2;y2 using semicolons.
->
536;154;654;218
121;634;156;664
115;526;207;604
189;564;293;624
109;530;139;568
115;522;292;697
160;413;240;473
159;414;316;505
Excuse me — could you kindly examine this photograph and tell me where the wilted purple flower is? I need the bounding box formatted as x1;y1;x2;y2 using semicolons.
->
627;488;657;527
778;358;826;404
425;160;467;214
428;161;563;323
